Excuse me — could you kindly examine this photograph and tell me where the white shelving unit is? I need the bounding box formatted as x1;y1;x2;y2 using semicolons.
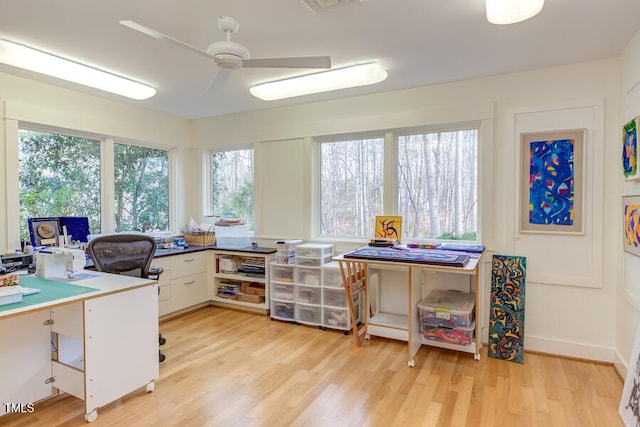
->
211;249;275;315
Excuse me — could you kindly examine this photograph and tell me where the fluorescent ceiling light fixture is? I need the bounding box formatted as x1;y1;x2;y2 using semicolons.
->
485;0;544;25
250;61;387;101
0;38;156;100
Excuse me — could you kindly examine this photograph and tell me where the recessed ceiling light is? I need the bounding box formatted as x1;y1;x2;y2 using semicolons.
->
0;38;156;100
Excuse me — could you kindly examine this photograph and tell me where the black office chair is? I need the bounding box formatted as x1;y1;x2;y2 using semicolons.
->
87;234;167;363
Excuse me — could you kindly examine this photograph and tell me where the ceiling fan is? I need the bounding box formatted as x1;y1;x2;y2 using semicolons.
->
119;16;331;90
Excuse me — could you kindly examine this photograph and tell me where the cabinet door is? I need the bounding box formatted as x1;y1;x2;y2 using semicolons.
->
171;272;208;311
154;257;172;316
84;285;159;411
0;310;52;415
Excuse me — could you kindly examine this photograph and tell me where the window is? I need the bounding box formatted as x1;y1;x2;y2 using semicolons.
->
318;127;478;241
398;129;478;240
319;137;384;238
113;143;170;232
19;129;101;241
18;127;171;241
211;149;254;229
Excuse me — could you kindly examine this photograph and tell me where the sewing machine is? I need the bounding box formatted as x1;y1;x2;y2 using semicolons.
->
35;248;86;279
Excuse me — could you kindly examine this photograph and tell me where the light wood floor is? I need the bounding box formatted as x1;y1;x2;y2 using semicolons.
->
2;306;624;427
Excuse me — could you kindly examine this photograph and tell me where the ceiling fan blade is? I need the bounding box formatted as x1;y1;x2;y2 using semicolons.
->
242;56;331;69
206;68;231;92
119;20;214;61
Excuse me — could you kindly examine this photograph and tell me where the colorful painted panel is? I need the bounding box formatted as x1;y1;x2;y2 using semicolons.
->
489;255;526;364
624;118;638;179
375;216;402;241
529;138;574;226
623;196;640;257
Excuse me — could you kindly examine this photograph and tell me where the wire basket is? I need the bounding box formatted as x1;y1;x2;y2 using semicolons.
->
182;231;216;246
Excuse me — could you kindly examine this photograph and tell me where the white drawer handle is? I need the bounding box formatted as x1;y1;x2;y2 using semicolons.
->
183;258;196;262
184;280;196;285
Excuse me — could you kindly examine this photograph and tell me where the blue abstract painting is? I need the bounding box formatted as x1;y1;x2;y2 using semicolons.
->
529;138;574;226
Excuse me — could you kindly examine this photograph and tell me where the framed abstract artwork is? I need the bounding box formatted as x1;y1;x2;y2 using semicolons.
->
374;216;402;241
519;129;585;234
623;195;640;257
623;118;640;181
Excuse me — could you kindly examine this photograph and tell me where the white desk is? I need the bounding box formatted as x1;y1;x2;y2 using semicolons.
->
335;249;484;367
0;272;159;422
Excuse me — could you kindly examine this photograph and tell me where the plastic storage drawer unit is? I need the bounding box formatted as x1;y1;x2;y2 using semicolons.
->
295;243;334;258
321;263;344;288
295;266;322;286
296;284;322;304
271;300;295;321
418;290;475;328
295;303;322;325
270;263;295;283
323;287;347;309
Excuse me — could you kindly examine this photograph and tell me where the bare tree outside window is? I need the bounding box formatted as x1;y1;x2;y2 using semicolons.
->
398;130;477;240
320;138;384;238
211;149;254;229
318;128;478;241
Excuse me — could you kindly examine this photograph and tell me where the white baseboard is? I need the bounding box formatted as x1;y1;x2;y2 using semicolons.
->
525;335;616;363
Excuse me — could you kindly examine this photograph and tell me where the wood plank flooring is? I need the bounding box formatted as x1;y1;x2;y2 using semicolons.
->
2;306;624;426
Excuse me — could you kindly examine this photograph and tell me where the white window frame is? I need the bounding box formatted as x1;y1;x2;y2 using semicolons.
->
207;144;256;229
15;122;175;238
313;122;482;243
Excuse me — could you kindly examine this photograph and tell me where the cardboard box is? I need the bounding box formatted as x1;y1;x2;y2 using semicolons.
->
237;293;265;304
241;282;265;296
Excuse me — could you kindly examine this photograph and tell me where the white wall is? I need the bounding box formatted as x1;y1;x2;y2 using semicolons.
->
617;29;640;376
192;58;622;362
0;51;627;363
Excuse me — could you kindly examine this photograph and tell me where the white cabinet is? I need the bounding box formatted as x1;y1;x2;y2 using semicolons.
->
153;257;172;316
211;250;274;314
0;277;158;421
168;252;208;313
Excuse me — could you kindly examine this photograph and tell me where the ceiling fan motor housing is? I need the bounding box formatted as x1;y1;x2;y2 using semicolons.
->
207;40;249;69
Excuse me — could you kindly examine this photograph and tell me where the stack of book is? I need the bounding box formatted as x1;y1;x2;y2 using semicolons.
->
217;281;241;299
238;257;265;277
368;238;397;247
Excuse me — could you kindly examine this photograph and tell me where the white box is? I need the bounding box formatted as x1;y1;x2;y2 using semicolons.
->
216;236;251;249
0;287;22;306
276;239;303;253
215;224;249;236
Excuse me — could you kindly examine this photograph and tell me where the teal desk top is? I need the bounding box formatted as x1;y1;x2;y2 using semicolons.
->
0;275;98;312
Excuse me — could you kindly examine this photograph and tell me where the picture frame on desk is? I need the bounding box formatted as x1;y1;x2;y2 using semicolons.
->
518;129;585;235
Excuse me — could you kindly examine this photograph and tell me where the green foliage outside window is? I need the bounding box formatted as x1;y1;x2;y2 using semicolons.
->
114;144;169;232
19;130;170;242
211;150;254;229
19;130;101;242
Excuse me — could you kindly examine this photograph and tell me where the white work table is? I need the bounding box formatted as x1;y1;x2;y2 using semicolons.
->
0;271;159;423
335;247;484;367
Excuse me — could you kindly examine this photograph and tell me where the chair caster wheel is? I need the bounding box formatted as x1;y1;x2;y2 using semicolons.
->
159;351;166;363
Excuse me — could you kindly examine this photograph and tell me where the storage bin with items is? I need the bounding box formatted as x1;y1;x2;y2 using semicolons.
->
422;322;475;346
418;290;475;328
